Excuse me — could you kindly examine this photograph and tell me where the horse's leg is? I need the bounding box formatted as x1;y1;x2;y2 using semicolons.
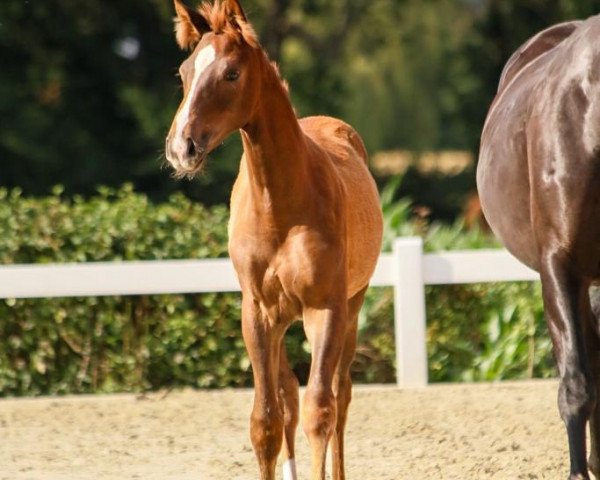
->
241;297;284;480
303;303;347;480
278;341;299;480
586;285;600;478
331;287;367;480
540;251;595;480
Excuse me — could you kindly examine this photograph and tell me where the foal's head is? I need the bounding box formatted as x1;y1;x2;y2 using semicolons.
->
165;0;263;177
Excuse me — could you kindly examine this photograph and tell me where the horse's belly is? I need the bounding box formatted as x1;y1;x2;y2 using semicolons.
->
477;120;540;271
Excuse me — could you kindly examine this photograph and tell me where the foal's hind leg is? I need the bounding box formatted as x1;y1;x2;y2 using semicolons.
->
331;287;367;480
279;341;300;480
540;251;595;480
586;286;600;478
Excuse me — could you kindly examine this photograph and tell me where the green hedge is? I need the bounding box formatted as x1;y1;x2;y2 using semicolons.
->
0;185;251;395
357;178;554;383
0;184;555;396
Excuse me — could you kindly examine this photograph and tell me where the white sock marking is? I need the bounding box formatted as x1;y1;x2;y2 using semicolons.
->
283;459;297;480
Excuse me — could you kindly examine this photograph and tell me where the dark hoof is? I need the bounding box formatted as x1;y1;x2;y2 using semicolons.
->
590;455;600;479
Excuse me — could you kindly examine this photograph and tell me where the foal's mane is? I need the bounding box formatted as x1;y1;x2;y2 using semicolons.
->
198;0;259;48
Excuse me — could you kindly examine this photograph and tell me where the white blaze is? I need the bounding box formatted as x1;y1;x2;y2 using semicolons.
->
174;45;216;147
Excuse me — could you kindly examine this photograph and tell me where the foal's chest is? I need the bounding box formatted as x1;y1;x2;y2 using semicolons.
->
228;226;343;320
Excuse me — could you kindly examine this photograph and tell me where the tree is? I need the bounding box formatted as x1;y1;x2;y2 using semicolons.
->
0;0;367;204
0;1;179;197
3;0;600;210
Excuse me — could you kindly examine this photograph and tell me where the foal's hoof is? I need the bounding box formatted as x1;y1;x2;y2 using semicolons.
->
569;474;590;480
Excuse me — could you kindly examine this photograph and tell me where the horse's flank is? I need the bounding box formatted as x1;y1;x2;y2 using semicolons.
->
477;15;600;478
478;16;600;272
497;21;582;94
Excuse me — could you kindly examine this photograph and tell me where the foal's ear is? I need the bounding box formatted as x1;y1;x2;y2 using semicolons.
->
173;0;211;50
225;0;247;23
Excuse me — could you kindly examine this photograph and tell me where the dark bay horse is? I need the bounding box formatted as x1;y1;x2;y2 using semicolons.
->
165;1;383;479
478;17;600;480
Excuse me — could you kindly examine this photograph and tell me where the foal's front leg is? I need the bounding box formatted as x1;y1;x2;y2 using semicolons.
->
303;303;347;480
241;297;284;480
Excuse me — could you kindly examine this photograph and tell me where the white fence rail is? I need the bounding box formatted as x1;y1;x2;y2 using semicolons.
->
0;237;539;388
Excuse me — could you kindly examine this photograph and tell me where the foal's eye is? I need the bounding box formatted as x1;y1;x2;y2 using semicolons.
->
225;69;240;81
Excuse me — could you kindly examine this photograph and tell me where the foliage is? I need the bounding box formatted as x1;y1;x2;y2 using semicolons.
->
342;0;480;153
357;178;555;384
0;185;253;395
0;183;556;395
4;0;600;212
0;0;376;205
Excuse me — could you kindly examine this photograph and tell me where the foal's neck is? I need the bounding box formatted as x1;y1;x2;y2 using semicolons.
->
240;61;309;216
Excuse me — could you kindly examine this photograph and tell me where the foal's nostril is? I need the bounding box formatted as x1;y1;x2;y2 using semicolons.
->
186;138;196;158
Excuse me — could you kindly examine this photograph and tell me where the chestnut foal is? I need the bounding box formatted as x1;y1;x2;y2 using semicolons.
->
478;17;600;480
165;1;383;479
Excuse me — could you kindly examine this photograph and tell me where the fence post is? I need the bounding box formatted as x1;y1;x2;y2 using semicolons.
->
392;237;428;388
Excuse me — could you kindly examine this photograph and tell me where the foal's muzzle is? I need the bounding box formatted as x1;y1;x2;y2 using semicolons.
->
165;135;208;176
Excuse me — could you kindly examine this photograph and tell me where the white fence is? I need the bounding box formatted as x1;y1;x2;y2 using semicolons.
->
0;237;539;388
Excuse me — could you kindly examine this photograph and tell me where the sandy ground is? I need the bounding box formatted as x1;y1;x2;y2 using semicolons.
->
0;380;571;479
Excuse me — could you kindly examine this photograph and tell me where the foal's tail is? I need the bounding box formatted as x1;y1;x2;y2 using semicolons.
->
348;128;369;166
336;122;369;166
301;115;370;165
